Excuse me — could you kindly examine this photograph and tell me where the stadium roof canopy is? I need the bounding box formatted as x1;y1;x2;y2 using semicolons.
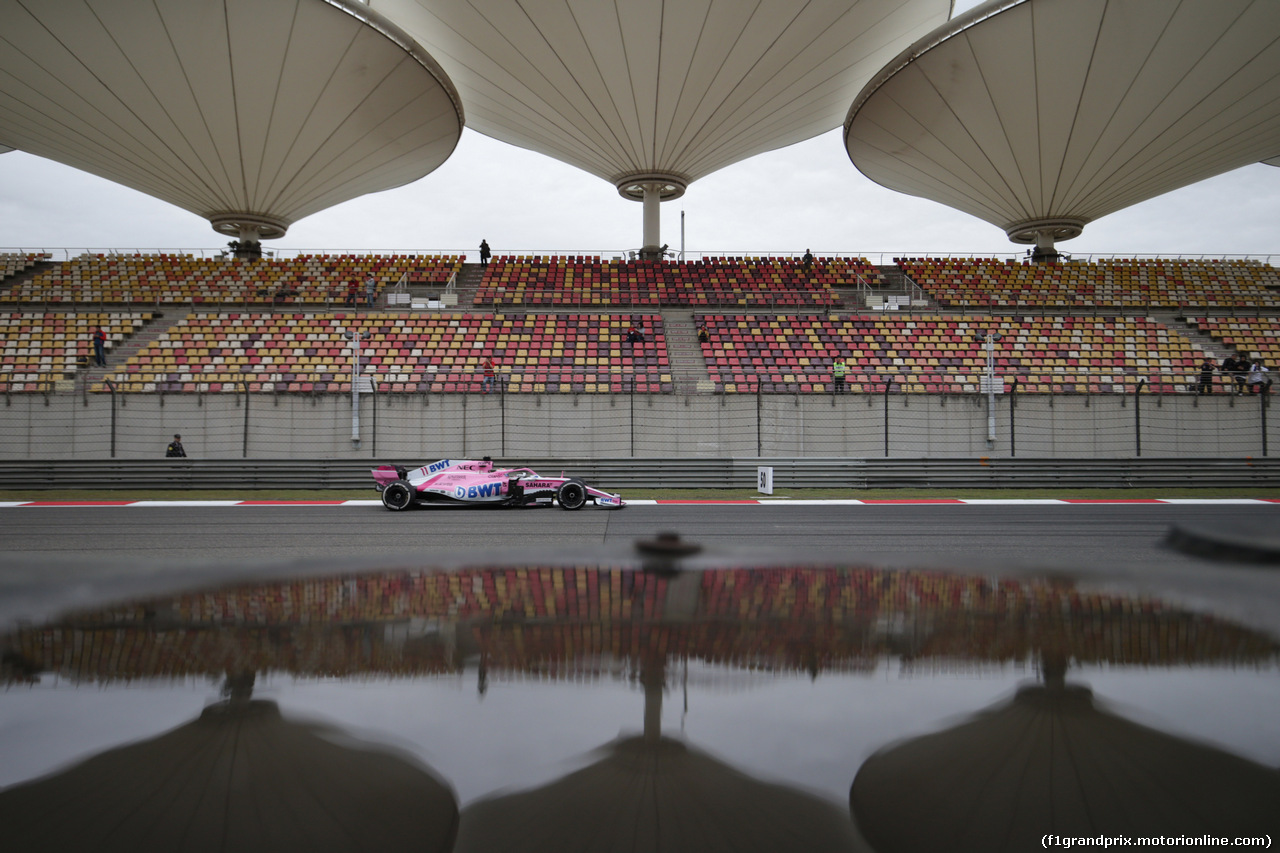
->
0;0;464;243
844;0;1280;257
373;0;954;257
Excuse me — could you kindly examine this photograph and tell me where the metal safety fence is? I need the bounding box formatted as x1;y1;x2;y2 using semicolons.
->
0;370;1273;460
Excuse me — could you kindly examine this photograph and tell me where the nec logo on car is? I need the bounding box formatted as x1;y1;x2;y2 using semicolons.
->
455;483;503;499
428;459;452;473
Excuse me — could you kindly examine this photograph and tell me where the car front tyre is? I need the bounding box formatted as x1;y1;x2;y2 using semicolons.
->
382;481;414;511
556;481;587;510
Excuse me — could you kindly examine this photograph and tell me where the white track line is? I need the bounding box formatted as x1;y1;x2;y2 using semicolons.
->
1;498;1275;507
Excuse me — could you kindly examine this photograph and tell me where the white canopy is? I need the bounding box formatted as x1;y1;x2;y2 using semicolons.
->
0;0;464;240
373;0;953;253
845;0;1280;252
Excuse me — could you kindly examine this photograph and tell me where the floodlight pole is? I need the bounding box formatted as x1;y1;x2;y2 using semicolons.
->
975;332;1002;447
338;326;365;448
105;379;117;458
1134;378;1146;456
986;336;996;445
353;331;363;448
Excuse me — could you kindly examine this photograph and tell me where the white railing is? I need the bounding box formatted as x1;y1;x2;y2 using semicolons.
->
5;248;1278;265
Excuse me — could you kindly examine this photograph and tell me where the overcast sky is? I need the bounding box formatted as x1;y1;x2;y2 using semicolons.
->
2;0;1278;263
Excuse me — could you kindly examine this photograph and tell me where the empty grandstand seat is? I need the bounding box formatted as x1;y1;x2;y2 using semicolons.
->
695;313;1207;394
98;312;671;394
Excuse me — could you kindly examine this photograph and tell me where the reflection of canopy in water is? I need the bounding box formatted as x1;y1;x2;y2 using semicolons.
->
5;567;1276;684
850;681;1280;852
457;655;864;853
0;697;459;853
458;736;863;853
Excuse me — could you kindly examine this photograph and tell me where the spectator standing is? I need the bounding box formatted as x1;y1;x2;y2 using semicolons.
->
697;323;709;344
344;279;359;307
801;249;814;271
482;357;496;394
92;326;107;367
833;356;847;393
479;239;491;268
1221;354;1238;392
1249;359;1270;393
1233;353;1250;395
1197;357;1215;395
364;273;377;308
165;434;187;457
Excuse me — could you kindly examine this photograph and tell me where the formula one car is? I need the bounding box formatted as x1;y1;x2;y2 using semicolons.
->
372;457;624;511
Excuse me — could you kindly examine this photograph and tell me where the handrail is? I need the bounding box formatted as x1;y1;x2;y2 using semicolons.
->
853;272;873;304
902;271;926;305
12;365;1265;396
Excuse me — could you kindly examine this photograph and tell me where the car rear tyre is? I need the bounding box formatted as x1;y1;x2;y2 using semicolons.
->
382;481;414;511
557;480;587;510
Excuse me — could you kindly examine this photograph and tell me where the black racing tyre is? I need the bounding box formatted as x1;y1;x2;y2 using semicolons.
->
381;481;415;511
556;480;588;511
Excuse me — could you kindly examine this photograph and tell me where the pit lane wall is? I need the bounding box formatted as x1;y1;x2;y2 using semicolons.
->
0;391;1272;459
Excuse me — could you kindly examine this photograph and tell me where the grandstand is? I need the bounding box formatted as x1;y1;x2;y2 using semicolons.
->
4;252;1273;397
1;253;463;307
0;311;153;392
473;255;880;308
699;314;1205;394
99;311;670;394
1188;317;1280;365
0;251;1274;459
0;253;50;279
898;257;1280;311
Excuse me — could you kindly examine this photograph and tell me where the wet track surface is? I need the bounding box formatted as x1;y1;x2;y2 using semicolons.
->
2;501;1272;568
3;501;1279;851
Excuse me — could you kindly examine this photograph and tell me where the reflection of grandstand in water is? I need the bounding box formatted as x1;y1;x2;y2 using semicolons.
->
472;655;819;696
5;566;1276;688
5;564;1278;850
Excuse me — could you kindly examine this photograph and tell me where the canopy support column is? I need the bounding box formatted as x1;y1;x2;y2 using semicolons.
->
614;172;688;262
641;183;662;260
1005;217;1085;264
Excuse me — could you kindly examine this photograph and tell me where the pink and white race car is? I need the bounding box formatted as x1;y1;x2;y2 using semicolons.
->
372;457;625;511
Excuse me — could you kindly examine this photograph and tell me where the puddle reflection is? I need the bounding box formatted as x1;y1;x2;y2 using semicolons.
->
3;564;1278;852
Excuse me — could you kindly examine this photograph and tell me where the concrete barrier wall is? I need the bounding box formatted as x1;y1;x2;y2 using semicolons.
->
0;391;1272;459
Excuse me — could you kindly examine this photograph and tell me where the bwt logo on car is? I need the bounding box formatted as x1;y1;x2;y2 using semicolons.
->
428;459;453;473
456;483;504;499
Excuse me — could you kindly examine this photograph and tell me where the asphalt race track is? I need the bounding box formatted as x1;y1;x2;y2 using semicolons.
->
0;500;1275;604
0;500;1269;564
0;500;1270;563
